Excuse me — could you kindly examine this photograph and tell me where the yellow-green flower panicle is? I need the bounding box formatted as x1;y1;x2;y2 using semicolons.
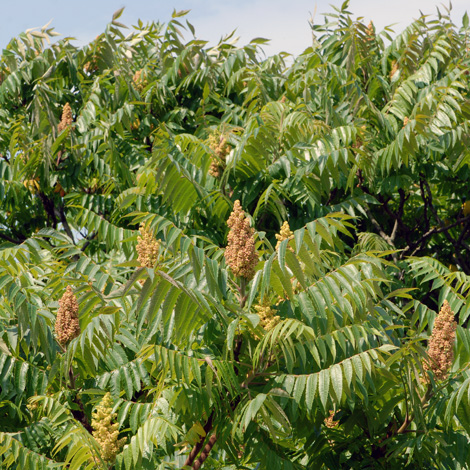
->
275;221;294;250
133;69;148;93
225;200;258;280
92;392;126;463
208;130;230;178
136;222;160;269
424;300;457;381
55;285;80;346
255;303;280;331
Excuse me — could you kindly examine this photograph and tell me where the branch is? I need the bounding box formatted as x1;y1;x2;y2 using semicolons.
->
0;231;24;244
38;192;58;228
81;231;97;252
325;188;338;206
456;216;470;247
419;178;430;234
183;413;214;469
392;188;409;243
70;394;93;434
396;369;410;434
377;191;410;244
184;274;246;469
396;382;432;435
192;435;217;470
364;205;398;263
396;415;411;435
360;186;411;253
421;178;470;271
403;215;470;257
238;277;247;309
358;183;396;248
390;219;398;243
57;204;75;244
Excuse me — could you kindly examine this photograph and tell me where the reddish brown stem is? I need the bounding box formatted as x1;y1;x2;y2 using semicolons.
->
183;413;214;469
193;435;217;470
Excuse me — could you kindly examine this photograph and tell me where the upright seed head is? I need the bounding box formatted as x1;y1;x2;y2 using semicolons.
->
424;300;457;381
58;103;73;133
92;392;126;463
55;285;80;345
225;200;258;280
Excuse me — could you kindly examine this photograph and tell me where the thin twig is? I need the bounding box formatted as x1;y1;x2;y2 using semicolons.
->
58;204;75;244
0;231;24;244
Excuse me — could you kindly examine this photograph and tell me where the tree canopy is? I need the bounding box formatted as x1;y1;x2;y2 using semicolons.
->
2;2;470;469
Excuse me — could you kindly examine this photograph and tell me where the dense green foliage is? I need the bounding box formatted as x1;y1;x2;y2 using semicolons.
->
2;3;470;469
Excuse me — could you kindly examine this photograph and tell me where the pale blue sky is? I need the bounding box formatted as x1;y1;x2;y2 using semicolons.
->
1;1;467;56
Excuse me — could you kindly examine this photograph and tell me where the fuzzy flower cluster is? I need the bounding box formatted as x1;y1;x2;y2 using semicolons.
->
275;221;294;250
133;69;148;93
225;201;258;280
275;277;303;305
83;59;98;74
352;138;362;150
26;396;38;412
131;118;141;131
208;130;230;178
58;103;73;133
366;21;374;41
136;223;160;268
352;125;367;150
390;60;399;79
255;302;280;331
83;40;101;74
424;300;457;381
55;286;80;345
92;393;126;463
324;410;339;428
